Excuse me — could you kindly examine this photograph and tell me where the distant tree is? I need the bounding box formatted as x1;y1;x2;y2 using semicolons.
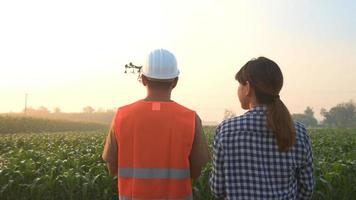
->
106;109;116;113
292;114;318;127
23;107;36;114
82;106;95;113
96;108;105;113
223;109;236;120
304;106;314;117
320;108;327;116
23;106;50;116
321;100;356;127
37;106;50;114
292;107;318;127
53;107;61;113
320;108;335;127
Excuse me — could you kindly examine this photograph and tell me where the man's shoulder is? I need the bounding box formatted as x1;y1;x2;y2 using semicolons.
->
117;100;143;111
173;101;195;113
117;100;196;117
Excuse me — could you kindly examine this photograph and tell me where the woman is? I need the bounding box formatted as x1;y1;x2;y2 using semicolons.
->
209;57;314;199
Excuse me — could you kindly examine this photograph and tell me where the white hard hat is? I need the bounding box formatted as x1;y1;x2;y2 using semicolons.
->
142;49;180;80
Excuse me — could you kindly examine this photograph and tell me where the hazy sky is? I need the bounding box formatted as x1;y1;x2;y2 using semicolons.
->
1;0;356;122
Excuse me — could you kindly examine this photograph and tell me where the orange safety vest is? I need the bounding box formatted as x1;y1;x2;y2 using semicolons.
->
114;100;196;200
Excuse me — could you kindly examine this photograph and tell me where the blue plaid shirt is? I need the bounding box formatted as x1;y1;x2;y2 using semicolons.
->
209;106;314;200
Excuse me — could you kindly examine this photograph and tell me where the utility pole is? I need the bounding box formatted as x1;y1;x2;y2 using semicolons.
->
24;93;28;114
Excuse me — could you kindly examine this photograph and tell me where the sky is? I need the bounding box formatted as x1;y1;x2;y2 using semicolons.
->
1;0;356;123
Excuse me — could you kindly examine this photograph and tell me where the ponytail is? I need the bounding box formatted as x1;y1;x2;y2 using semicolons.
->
267;98;296;152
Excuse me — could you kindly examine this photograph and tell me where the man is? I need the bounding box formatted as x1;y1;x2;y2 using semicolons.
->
102;49;210;200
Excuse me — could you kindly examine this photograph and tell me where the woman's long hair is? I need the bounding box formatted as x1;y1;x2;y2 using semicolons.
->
235;57;295;152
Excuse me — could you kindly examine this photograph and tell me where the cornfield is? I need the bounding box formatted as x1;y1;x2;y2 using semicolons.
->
0;128;355;199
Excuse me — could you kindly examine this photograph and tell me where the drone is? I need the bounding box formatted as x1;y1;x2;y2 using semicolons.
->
124;62;142;74
124;62;143;80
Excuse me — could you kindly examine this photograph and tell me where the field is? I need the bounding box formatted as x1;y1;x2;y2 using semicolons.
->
0;116;107;134
1;128;356;200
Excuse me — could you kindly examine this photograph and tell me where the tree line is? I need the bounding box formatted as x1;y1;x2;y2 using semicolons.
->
223;100;356;128
4;101;356;128
0;116;107;134
293;100;356;128
2;106;116;125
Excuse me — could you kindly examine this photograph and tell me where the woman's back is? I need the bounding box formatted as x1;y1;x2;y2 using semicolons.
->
209;57;314;199
210;106;314;199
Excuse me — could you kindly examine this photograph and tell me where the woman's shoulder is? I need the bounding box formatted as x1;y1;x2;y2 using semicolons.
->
294;122;308;137
293;122;312;148
218;115;246;130
216;111;267;137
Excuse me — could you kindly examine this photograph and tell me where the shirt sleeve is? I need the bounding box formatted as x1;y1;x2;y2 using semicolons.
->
296;130;315;200
209;125;226;198
189;114;211;178
102;119;118;164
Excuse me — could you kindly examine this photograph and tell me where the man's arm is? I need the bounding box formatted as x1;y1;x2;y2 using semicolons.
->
102;119;118;177
189;114;211;179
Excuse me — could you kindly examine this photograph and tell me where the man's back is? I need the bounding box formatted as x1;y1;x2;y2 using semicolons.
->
114;100;196;199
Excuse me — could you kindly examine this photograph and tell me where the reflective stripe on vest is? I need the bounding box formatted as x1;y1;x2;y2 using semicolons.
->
119;168;190;179
119;195;193;200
